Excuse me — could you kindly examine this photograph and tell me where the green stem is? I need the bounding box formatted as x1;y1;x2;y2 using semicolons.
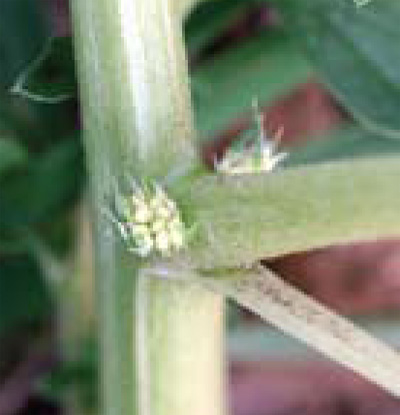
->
173;156;400;269
210;265;400;398
137;273;225;415
144;263;400;398
70;0;224;414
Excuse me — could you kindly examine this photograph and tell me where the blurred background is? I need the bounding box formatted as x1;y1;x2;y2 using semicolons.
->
1;0;400;414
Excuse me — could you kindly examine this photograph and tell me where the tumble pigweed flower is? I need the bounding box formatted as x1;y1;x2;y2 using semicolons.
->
105;181;187;258
354;0;371;7
215;100;288;175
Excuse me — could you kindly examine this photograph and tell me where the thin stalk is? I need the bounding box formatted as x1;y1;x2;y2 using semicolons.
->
70;1;224;414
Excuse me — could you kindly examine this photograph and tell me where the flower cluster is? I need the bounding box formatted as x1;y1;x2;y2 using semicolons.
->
215;101;288;175
109;182;186;258
215;129;287;175
354;0;371;7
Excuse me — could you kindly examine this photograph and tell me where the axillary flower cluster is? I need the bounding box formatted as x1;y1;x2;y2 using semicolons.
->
354;0;371;7
108;182;186;258
215;100;287;175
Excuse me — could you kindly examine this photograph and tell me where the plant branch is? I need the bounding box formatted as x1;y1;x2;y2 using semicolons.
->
213;264;400;397
172;156;400;268
145;262;400;397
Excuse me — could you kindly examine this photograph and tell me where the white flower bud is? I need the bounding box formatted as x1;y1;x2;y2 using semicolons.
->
151;219;165;234
155;231;171;255
134;203;152;223
130;224;150;238
135;233;153;257
129;193;145;207
170;215;182;230
158;205;171;219
170;227;184;249
149;196;162;211
164;197;176;212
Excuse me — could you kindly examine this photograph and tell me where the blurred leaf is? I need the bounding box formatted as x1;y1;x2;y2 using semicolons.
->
285;0;400;138
192;29;312;140
0;90;78;152
0;8;76;149
0;135;84;234
0;254;52;336
0;137;27;174
285;124;400;168
11;37;77;104
185;0;258;55
0;0;48;89
39;336;98;411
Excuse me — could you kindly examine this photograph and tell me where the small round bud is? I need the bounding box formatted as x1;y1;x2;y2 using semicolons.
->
170;227;184;249
155;231;171;255
151;219;165;234
134;203;152;223
135;233;154;258
109;181;188;258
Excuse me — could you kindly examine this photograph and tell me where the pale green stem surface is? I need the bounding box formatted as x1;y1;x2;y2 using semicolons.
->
70;1;224;415
144;263;400;397
210;265;400;398
172;156;400;269
137;273;225;415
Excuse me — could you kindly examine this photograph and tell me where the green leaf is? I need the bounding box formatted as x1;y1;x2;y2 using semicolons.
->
0;89;79;150
192;29;312;140
39;336;98;411
0;255;52;337
0;136;84;233
285;124;400;167
185;0;257;55
0;0;48;89
0;7;75;145
0;137;27;174
11;37;77;104
286;0;400;138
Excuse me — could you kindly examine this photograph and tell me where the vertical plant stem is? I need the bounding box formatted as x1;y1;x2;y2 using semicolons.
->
138;274;225;415
70;1;225;414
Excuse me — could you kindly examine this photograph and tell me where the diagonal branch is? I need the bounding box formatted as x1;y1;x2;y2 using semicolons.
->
208;265;400;397
172;156;400;269
145;262;400;397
